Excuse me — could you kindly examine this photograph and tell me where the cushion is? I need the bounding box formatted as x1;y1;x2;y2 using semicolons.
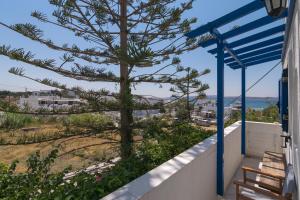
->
240;187;274;200
282;164;296;196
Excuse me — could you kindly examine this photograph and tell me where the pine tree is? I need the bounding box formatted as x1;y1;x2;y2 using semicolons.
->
170;67;210;121
0;0;201;158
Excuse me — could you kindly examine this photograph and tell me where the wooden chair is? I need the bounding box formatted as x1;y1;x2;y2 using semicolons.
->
234;152;296;200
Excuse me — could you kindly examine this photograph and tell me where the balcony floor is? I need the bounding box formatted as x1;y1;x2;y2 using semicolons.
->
224;157;261;200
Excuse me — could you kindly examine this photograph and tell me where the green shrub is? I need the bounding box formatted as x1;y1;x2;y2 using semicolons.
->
225;104;279;127
0;150;100;200
0;123;214;199
63;113;114;131
0;113;34;130
96;123;214;197
247;104;279;123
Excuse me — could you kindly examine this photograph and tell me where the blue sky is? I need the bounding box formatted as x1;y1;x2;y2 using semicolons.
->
0;0;283;97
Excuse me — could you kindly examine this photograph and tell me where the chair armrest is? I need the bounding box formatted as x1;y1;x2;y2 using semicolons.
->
242;166;285;180
234;180;281;199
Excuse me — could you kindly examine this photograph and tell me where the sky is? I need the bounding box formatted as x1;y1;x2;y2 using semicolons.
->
0;0;284;98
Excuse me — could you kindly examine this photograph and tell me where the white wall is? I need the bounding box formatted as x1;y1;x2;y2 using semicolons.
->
283;0;300;198
246;121;282;158
102;122;242;200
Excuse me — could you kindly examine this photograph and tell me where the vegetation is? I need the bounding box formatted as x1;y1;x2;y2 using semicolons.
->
0;113;116;145
0;0;205;159
225;104;279;127
63;113;115;132
0;113;35;130
246;105;279;123
170;67;210;121
0;123;213;199
0;1;213;197
0;99;19;113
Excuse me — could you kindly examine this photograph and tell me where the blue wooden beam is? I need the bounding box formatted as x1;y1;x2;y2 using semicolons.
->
224;44;283;63
213;36;284;57
212;29;244;68
230;55;281;69
222;10;287;39
185;0;264;38
223;36;284;58
227;25;285;49
216;39;225;196
209;25;285;54
241;66;246;155
227;50;282;65
198;10;287;48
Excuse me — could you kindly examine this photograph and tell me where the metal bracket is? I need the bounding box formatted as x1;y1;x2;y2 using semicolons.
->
281;135;291;148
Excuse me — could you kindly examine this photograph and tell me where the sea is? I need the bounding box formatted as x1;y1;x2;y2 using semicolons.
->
206;96;278;110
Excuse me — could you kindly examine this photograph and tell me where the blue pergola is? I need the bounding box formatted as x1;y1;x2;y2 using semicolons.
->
185;0;287;196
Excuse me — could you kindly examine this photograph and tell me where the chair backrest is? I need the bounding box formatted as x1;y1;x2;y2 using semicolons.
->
282;164;296;197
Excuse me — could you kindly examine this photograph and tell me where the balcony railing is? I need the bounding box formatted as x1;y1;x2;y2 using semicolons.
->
101;121;282;200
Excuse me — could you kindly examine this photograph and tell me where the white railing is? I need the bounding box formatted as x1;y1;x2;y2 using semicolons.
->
101;121;282;200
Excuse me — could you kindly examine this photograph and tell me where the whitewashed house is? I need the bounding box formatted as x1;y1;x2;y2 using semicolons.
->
18;90;83;111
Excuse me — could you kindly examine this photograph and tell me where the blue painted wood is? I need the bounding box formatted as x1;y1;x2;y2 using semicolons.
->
230;55;282;69
209;25;285;54
224;44;283;63
227;53;281;68
227;50;282;65
212;29;244;68
223;36;284;58
218;37;283;57
199;11;287;48
278;80;281;114
280;69;288;132
241;66;246;155
227;24;285;48
216;40;224;196
185;0;264;38
222;10;287;39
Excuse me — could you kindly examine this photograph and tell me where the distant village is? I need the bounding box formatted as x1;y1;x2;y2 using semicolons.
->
0;90;240;127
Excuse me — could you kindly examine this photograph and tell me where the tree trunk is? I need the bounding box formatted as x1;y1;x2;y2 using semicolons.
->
186;68;191;121
119;0;133;159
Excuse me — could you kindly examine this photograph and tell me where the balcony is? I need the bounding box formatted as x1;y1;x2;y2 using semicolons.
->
102;121;282;200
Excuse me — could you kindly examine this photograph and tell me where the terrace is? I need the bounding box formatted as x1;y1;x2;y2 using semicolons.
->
102;121;282;200
102;0;299;199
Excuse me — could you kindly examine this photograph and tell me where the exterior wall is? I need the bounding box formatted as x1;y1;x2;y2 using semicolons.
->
246;121;282;158
102;122;243;200
283;0;300;198
101;122;282;200
18;95;81;111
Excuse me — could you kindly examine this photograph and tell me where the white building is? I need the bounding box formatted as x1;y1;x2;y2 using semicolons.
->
18;90;83;111
282;0;300;198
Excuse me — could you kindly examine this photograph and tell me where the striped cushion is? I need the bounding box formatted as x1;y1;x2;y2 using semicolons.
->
240;187;274;200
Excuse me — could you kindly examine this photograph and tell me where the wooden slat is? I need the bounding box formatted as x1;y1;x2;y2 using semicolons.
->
259;151;286;193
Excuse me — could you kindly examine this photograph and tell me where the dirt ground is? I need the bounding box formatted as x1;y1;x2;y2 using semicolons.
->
0;125;120;173
201;125;217;132
0;122;214;173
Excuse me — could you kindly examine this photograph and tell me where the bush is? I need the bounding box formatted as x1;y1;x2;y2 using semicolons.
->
0;113;34;130
63;113;114;131
248;104;279;123
225;104;279;127
0;123;214;199
0;150;102;200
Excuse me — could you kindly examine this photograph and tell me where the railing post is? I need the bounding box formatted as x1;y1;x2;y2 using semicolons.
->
241;65;246;155
217;39;224;196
